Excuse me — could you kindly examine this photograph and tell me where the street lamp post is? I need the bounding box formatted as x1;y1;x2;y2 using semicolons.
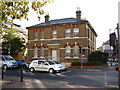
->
118;2;120;88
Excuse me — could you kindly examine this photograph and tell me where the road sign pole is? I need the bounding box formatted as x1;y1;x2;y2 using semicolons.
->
118;2;120;88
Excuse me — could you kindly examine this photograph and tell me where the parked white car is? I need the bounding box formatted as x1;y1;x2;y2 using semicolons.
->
29;60;68;73
1;55;18;69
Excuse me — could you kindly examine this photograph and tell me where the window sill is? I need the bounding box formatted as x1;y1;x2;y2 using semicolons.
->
40;57;45;59
73;37;79;38
65;37;71;38
52;38;57;39
73;57;79;59
34;39;38;41
65;57;71;59
32;57;38;59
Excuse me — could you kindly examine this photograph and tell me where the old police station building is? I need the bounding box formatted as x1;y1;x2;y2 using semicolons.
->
26;9;97;63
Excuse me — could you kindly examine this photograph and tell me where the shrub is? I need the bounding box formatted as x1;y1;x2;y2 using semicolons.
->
71;61;105;66
88;51;109;64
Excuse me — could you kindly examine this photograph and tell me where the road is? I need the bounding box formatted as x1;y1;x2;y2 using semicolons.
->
2;66;118;88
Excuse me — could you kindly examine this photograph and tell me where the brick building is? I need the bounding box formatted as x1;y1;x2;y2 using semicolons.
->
26;9;97;63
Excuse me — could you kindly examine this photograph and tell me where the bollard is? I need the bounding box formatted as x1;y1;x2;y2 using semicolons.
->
20;65;23;82
2;66;4;79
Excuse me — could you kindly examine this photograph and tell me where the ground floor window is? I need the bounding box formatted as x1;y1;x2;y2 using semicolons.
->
65;46;71;58
34;47;38;58
73;45;79;58
40;47;44;57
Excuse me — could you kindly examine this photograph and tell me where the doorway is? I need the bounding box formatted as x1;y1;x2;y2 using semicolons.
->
52;49;57;61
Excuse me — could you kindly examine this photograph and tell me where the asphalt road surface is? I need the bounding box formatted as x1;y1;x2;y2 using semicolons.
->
2;66;118;88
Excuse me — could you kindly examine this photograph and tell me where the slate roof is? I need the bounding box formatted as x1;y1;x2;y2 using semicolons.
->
26;17;97;36
26;18;88;29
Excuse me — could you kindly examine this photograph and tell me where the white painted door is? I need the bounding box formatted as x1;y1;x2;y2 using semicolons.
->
52;50;57;61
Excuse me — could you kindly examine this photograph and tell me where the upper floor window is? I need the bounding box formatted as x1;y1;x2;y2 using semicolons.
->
52;30;57;39
40;31;44;40
65;45;71;58
34;31;37;40
65;28;71;38
73;28;79;37
34;47;38;58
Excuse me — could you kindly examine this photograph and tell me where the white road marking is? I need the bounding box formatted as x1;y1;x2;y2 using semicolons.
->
56;73;66;77
34;79;47;89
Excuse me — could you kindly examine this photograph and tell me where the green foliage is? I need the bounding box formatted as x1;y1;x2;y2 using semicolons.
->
88;51;109;64
11;37;26;55
1;1;29;28
1;0;54;55
1;0;54;28
2;29;25;55
2;37;25;55
71;51;109;66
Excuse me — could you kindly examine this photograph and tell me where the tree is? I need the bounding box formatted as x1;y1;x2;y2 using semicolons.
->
1;0;54;55
2;37;25;55
1;0;54;28
2;28;25;55
88;51;109;64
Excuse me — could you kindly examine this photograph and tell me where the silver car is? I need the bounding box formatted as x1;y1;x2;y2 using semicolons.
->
29;60;68;73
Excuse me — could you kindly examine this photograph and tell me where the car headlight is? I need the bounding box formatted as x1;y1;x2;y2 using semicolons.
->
8;62;13;64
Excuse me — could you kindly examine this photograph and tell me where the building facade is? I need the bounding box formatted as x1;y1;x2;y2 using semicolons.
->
26;9;97;63
97;40;113;58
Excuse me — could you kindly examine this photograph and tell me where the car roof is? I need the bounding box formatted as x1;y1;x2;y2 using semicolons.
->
32;60;54;62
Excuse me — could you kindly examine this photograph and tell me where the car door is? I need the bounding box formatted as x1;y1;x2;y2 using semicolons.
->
38;61;49;71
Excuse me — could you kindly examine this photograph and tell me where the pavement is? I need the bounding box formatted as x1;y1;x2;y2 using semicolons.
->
1;76;68;88
1;75;105;89
1;77;119;90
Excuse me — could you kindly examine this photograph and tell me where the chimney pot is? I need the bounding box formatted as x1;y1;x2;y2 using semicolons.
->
44;13;50;22
76;7;81;19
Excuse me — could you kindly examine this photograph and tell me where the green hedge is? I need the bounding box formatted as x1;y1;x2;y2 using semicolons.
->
71;61;106;66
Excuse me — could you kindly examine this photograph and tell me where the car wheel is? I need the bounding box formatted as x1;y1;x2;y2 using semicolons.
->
49;68;54;74
30;67;35;72
3;65;7;70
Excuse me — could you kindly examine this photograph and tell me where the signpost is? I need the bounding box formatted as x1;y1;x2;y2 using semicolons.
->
118;2;120;88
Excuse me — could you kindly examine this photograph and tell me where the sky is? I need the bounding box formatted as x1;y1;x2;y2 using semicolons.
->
14;0;120;48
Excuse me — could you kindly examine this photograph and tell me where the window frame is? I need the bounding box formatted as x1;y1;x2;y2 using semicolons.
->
73;45;79;58
73;28;79;38
33;47;38;58
65;45;71;58
40;47;44;58
52;30;57;39
65;28;71;38
40;31;44;40
34;31;37;40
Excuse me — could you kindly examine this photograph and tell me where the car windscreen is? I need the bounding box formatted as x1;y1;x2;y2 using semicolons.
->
54;61;60;64
47;61;55;65
4;56;14;60
16;59;25;62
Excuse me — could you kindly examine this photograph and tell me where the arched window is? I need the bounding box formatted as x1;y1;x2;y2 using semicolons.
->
73;45;79;58
65;46;71;58
34;47;38;58
40;47;44;57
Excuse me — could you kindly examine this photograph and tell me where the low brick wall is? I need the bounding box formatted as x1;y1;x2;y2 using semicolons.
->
71;65;108;69
61;63;71;67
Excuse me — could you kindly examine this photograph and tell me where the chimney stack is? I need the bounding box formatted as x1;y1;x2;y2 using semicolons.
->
76;7;81;19
44;13;50;22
